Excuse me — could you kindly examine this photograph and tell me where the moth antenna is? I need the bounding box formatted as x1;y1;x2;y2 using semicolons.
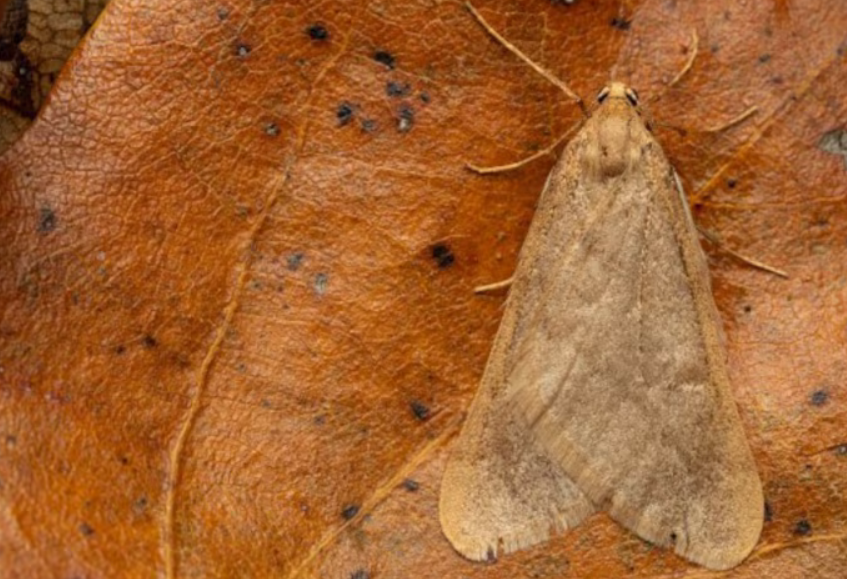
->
466;121;582;174
647;29;699;106
465;1;587;117
474;277;514;294
697;226;789;278
705;106;758;133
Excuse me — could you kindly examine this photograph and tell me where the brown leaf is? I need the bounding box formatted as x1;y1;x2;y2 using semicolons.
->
0;0;845;577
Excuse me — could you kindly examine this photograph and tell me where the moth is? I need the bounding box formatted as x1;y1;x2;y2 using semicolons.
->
439;7;764;572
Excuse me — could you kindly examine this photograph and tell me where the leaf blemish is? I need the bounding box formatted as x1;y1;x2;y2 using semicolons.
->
810;390;829;407
307;24;329;41
142;335;157;348
235;41;251;58
793;519;812;536
38;207;56;233
610;17;631;31
341;504;360;520
386;81;411;97
431;243;455;268
374;50;396;69
287;253;304;271
336;102;355;126
397;105;415;132
411;400;431;421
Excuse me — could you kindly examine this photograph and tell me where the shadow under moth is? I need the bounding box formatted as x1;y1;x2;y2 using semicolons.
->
439;4;764;572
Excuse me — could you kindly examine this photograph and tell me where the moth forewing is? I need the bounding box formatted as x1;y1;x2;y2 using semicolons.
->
441;82;763;570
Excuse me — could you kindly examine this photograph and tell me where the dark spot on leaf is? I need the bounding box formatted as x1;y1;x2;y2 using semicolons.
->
38;207;56;233
236;42;251;58
341;504;360;520
307;24;329;41
142;335;157;348
610;16;631;30
793;519;812;536
79;522;95;537
264;122;280;136
727;178;738;188
374;50;396;69
411;400;431;421
217;7;229;20
835;444;847;456
420;91;431;103
485;546;497;562
361;118;377;132
386;81;411;97
336;102;355;126
314;414;326;425
5;434;16;447
402;478;419;491
397;105;414;132
314;273;328;296
743;304;752;313
350;570;370;579
431;243;455;268
758;53;771;63
810;390;828;407
114;344;126;355
764;501;773;522
287;253;304;271
119;455;129;465
669;531;678;544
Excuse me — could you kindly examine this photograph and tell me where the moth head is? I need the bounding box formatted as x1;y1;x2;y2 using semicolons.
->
597;82;640;107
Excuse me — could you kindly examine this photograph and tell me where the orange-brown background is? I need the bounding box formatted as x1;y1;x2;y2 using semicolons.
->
0;0;845;577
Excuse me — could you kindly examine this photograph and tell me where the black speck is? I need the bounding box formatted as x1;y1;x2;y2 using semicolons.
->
397;105;415;132
38;207;56;233
264;122;280;136
386;80;411;97
287;253;304;271
350;570;370;579
669;531;678;544
764;501;773;522
119;455;129;465
710;44;720;54
217;7;229;20
361;118;377;133
743;304;753;313
431;243;455;268
314;273;329;296
341;504;360;520
810;390;828;406
236;42;251;58
134;496;148;513
307;24;329;41
758;53;771;63
420;91;431;104
115;344;126;355
314;414;326;425
374;50;396;69
402;478;420;491
485;546;497;562
337;102;355;126
727;178;738;189
79;523;95;537
142;335;157;348
410;400;431;421
793;519;812;536
610;16;631;30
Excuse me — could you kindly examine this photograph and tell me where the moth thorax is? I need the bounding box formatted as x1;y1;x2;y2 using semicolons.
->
584;113;642;179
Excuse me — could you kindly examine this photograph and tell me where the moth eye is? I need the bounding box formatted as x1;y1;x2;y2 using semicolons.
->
597;87;610;103
625;88;639;106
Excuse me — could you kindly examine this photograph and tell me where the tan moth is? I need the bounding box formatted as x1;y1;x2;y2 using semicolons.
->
439;3;764;571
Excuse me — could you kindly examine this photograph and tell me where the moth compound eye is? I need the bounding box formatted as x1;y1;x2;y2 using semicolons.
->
597;87;611;103
625;88;639;106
